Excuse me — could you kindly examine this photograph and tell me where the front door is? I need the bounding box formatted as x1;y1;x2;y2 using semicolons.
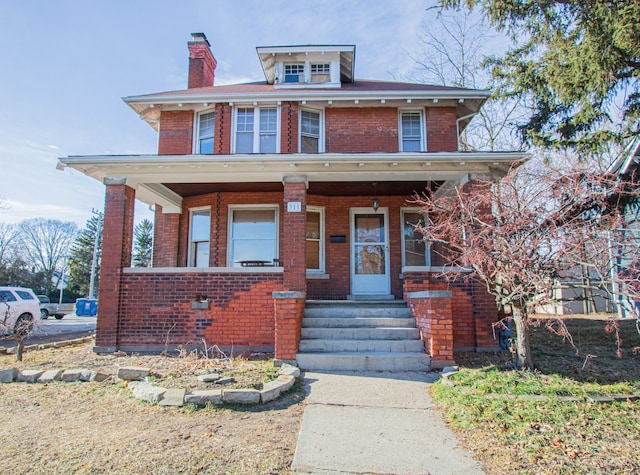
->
350;208;391;296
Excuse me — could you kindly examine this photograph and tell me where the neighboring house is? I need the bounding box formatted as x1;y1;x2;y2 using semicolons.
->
58;33;527;369
607;138;640;318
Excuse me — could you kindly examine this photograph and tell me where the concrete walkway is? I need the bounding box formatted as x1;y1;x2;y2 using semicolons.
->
291;371;484;475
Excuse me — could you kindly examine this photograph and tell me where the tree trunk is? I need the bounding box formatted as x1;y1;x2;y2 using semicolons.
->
14;338;24;362
512;308;533;369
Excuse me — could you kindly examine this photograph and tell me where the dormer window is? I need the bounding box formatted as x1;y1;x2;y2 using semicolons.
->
284;64;305;83
311;63;331;83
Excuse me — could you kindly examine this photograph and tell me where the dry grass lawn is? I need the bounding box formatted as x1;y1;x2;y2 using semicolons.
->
0;343;304;474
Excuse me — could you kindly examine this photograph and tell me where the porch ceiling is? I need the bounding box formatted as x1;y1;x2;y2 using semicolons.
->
165;181;441;198
58;151;528;211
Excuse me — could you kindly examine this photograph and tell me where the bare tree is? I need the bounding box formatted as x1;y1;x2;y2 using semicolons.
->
0;222;20;263
17;219;79;296
410;7;526;151
414;164;640;368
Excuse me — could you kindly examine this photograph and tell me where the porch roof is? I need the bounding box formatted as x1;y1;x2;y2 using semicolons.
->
58;151;527;212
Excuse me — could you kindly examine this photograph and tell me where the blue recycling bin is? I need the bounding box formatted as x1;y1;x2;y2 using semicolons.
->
76;298;98;316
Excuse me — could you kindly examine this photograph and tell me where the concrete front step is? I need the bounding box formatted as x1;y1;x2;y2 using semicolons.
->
301;327;421;340
303;317;416;328
304;306;411;319
298;339;425;353
296;352;431;371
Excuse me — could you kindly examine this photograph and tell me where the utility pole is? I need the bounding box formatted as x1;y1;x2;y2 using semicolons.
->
88;210;102;299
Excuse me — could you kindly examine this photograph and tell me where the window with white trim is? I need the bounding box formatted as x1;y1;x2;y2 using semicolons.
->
228;206;278;266
300;110;321;153
306;207;325;272
311;63;330;74
401;209;428;266
234;107;279;153
197;111;215;154
189;208;211;267
400;111;424;152
284;63;304;83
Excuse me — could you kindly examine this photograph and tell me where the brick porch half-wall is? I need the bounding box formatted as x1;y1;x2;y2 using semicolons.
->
95;268;285;354
403;270;499;352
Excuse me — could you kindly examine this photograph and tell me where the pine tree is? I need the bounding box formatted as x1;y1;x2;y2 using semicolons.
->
67;211;102;297
133;219;153;268
442;0;640;151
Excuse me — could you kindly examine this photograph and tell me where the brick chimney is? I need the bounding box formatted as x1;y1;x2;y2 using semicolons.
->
188;32;216;89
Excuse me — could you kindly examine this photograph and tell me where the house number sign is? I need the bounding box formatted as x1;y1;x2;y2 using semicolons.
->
287;201;302;212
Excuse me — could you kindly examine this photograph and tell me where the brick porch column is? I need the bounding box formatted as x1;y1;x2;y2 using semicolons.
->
152;205;180;267
273;291;305;363
282;176;307;293
95;178;135;352
407;290;455;369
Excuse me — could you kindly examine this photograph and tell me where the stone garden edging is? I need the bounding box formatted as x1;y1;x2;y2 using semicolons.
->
0;335;95;355
0;363;301;407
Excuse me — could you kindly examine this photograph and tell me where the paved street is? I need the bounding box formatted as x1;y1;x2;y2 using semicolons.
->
0;314;96;348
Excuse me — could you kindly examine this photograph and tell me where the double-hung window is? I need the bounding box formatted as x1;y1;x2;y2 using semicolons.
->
306;207;325;272
189;208;211;267
300;110;321;153
228;206;278;266
235;107;278;153
401;209;428;267
197;111;215;154
400;111;424;152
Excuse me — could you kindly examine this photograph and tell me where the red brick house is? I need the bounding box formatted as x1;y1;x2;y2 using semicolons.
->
59;33;526;370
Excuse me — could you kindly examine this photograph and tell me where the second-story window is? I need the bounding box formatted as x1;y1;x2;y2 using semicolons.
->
400;111;424;152
300;110;321;153
235;107;279;153
284;64;304;83
259;108;277;153
198;111;215;154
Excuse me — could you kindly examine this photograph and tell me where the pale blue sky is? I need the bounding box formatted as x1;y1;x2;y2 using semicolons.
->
0;0;433;226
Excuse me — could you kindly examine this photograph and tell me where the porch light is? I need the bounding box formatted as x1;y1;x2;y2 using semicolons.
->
372;182;380;212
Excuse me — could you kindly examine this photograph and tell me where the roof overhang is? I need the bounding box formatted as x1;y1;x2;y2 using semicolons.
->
58;151;527;211
123;88;490;130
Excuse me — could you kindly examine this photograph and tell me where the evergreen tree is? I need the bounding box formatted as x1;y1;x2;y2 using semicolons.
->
442;0;640;151
133;219;153;268
67;211;102;297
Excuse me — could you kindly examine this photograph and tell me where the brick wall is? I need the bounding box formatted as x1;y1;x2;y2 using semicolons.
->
408;291;455;368
426;107;458;152
281;102;299;153
96;183;135;349
307;194;414;299
282;180;307;292
188;41;216;89
215;103;231;154
273;292;305;361
404;271;499;351
154;104;460;156
117;271;284;352
153;206;180;267
158;111;194;155
325;108;399;153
